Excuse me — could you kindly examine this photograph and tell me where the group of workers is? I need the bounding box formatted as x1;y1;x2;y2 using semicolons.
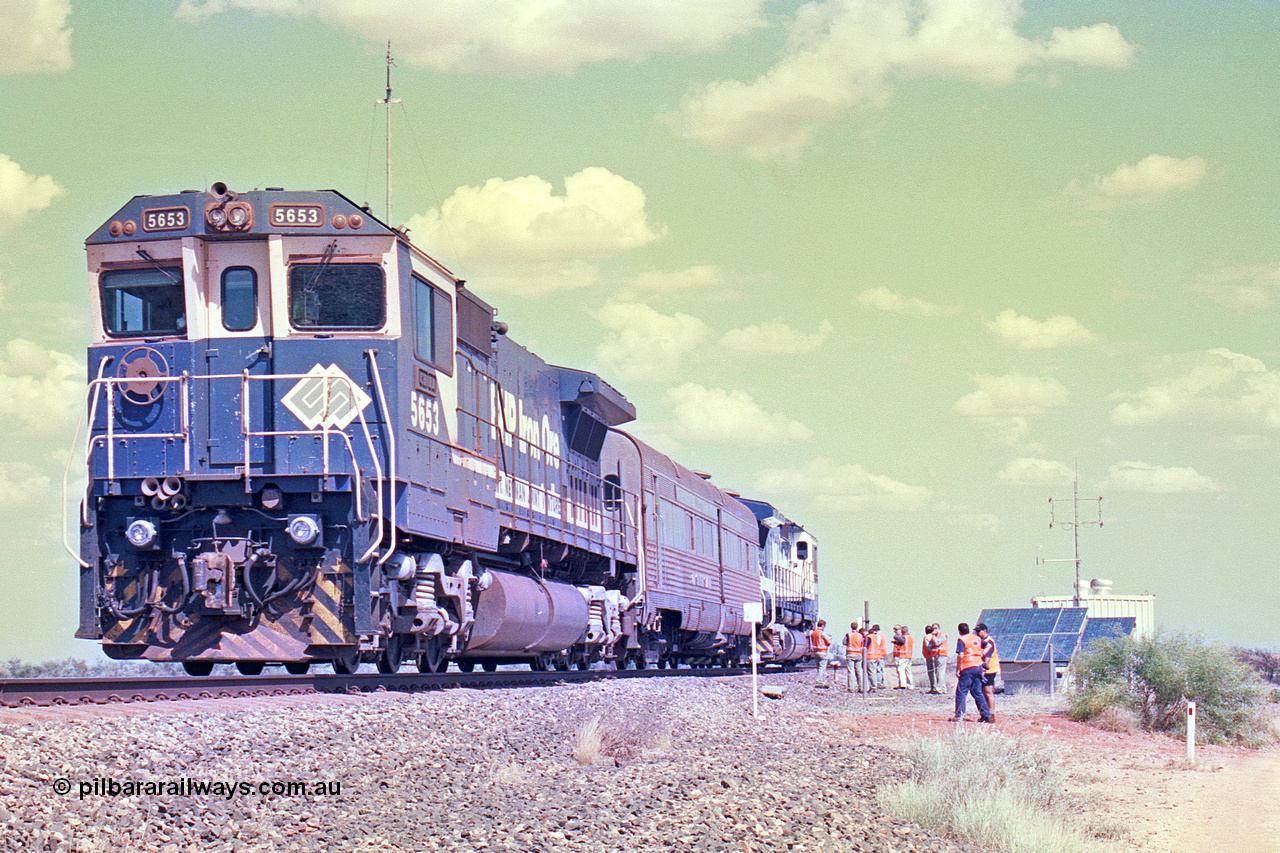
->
807;620;1001;721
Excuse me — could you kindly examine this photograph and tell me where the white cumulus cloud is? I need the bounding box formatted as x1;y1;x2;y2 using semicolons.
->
997;457;1075;486
406;168;666;296
409;168;666;264
624;265;736;300
753;458;933;513
719;320;832;356
987;309;1097;350
0;338;81;437
594;301;708;383
175;0;765;73
955;372;1070;445
665;383;812;445
855;287;948;317
1069;154;1206;211
663;0;1135;159
1101;462;1222;494
0;153;63;233
1189;265;1280;313
0;0;71;74
1109;348;1280;434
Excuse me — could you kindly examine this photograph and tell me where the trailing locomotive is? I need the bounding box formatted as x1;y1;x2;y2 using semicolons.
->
68;183;817;675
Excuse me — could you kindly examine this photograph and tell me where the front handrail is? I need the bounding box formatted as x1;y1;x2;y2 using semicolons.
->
80;370;383;525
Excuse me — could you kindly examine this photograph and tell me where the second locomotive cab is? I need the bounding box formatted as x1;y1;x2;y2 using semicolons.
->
69;183;809;675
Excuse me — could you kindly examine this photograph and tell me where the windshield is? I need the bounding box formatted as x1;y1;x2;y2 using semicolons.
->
101;267;186;337
289;263;384;329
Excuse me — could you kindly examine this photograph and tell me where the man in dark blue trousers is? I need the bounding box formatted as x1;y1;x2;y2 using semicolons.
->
951;622;992;722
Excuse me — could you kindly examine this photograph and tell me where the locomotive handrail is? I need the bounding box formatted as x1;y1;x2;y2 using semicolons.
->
364;349;396;566
81;370;382;527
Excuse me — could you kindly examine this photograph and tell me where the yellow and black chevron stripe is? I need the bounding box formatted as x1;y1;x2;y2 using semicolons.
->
301;554;355;645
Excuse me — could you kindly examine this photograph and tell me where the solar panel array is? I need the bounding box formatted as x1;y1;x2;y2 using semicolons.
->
1079;616;1136;649
976;607;1091;663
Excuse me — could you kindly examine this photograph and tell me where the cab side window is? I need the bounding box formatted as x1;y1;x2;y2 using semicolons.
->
413;274;453;374
221;267;257;331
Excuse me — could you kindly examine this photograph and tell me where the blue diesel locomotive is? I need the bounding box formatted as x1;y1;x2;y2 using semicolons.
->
70;183;816;675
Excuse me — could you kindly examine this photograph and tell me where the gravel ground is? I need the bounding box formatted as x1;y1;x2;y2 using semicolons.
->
0;669;983;853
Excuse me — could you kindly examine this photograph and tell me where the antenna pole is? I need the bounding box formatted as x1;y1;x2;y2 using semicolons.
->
377;42;400;224
1048;461;1103;606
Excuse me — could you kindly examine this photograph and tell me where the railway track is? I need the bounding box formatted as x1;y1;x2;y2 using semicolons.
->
0;664;756;708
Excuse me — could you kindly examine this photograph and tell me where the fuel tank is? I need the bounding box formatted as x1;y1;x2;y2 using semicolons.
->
465;570;590;654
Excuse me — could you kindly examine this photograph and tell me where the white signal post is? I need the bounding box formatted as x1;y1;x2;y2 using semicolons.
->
744;602;763;719
1186;701;1196;763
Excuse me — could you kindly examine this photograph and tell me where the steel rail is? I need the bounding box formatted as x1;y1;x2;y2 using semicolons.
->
0;665;756;708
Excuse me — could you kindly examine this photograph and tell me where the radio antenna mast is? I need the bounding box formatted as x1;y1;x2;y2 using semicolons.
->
1048;461;1103;606
376;42;400;225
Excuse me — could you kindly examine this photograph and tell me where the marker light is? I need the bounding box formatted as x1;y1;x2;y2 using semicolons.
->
287;515;321;546
126;519;159;548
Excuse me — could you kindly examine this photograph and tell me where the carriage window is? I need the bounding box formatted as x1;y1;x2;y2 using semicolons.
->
101;267;186;337
413;275;453;372
221;267;257;331
288;263;384;329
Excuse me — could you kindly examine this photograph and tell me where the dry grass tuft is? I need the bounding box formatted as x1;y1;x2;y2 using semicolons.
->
573;708;673;765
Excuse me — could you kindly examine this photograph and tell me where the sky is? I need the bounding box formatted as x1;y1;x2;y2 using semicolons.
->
0;0;1277;660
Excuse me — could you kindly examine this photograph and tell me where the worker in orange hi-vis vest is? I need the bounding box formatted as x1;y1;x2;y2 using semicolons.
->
977;622;1001;721
951;622;992;722
810;619;833;688
893;626;915;689
865;624;887;690
843;622;866;693
924;623;949;694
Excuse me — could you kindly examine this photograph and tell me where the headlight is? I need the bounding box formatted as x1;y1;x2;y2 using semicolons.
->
287;515;321;546
207;206;227;227
126;519;159;548
227;204;249;227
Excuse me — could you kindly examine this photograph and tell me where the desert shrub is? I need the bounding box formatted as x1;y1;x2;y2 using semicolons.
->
1068;632;1273;745
879;729;1100;853
1235;647;1280;684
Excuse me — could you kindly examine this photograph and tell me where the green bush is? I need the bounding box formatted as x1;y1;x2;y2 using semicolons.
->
0;657;186;678
1067;632;1274;746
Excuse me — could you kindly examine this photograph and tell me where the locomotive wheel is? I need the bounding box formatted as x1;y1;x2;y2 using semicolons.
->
633;651;648;670
456;660;475;673
482;661;498;672
416;636;448;673
528;656;548;671
377;635;404;674
332;647;361;674
284;661;311;675
235;661;265;676
182;661;214;677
